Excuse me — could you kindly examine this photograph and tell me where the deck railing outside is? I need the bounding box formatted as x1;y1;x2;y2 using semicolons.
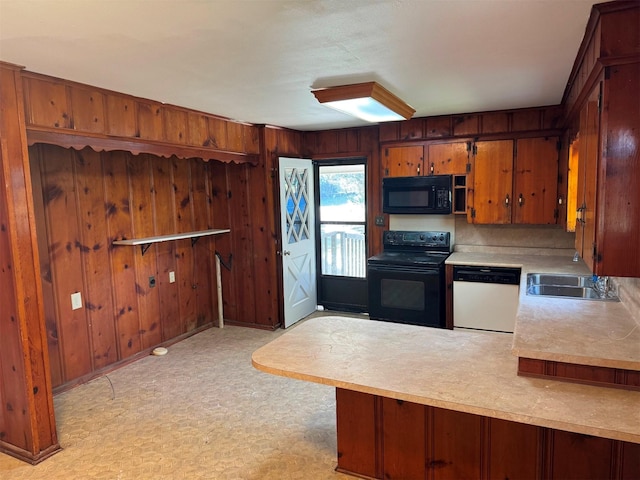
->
321;230;366;278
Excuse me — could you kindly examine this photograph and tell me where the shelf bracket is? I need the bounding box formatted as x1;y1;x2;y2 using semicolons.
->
140;243;152;256
191;237;200;248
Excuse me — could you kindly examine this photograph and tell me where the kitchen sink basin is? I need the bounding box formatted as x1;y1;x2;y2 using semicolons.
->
527;273;594;288
526;273;619;301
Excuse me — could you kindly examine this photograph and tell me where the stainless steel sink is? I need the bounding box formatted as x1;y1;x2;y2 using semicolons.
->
527;273;595;288
526;273;619;301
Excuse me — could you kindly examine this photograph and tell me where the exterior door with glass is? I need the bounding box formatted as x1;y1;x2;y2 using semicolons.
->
316;160;367;312
279;157;317;328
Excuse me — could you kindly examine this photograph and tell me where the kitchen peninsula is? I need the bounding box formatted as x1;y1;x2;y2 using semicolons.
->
253;311;640;478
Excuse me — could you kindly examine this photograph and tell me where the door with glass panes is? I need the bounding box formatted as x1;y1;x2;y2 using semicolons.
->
315;160;367;312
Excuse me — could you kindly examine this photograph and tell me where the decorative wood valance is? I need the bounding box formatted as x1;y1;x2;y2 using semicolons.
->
27;128;259;164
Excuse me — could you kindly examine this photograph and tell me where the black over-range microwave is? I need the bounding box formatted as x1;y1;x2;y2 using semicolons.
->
382;175;452;214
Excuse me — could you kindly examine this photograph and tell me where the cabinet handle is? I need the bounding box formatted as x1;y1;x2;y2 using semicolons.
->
505;194;510;206
518;193;524;207
576;203;586;225
430;162;434;175
417;164;421;175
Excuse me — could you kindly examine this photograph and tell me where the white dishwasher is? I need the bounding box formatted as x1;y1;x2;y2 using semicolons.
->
453;265;521;333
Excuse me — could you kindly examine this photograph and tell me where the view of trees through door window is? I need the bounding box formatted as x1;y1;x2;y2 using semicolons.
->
318;163;366;278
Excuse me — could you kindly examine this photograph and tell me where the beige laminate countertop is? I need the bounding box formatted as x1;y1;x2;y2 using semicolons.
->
446;250;640;371
252;316;640;443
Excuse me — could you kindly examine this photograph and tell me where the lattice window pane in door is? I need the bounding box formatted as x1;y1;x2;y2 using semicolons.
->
284;167;310;244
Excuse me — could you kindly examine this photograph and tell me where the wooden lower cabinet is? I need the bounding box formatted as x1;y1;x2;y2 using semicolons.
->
335;388;639;480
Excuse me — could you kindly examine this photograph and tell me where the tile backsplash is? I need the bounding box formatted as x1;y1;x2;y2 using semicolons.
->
454;216;576;249
388;214;575;251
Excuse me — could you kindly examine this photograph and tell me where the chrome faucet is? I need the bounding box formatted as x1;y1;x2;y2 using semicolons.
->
594;276;614;297
572;251;580;262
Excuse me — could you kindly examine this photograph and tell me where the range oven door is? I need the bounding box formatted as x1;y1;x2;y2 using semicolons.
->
367;263;445;328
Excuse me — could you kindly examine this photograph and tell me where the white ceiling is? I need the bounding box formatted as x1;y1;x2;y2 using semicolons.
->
0;0;595;131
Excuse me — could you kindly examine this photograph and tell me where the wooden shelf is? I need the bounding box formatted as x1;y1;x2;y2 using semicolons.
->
113;228;230;255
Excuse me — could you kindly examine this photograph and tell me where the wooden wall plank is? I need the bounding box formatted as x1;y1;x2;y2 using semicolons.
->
163;108;188;145
226;165;256;324
137;102;164;141
104;151;142;359
73;148;118;369
172;158;197;333
481;112;509;134
208;117;228;150
22;77;70;129
129;155;161;349
151;157;178;341
41;147;93;381
105;95;137;137
209;162;237;323
399;118;424;140
337;129;360;152
452;114;480;136
70;87;105;133
191;160;215;328
512;110;542;132
226;122;244;152
187;112;209;147
28;148;63;388
425;116;452;138
244;123;260;155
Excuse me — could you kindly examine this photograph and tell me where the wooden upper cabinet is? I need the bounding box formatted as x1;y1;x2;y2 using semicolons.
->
513;137;559;224
469;138;559;225
469;140;514;224
428;141;470;175
382;145;424;177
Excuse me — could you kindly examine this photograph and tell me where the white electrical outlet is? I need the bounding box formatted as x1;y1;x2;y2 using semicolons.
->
169;271;175;283
71;292;83;310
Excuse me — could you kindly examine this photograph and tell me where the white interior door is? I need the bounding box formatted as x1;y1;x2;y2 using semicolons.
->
279;157;317;328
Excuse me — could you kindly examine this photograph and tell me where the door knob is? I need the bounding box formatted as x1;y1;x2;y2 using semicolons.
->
283;250;291;256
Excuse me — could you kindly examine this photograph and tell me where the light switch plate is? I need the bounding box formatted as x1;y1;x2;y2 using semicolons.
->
375;215;385;226
71;292;82;310
169;271;175;283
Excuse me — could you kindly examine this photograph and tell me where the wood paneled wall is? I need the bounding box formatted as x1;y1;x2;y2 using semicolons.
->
29;144;253;390
28;125;303;390
378;106;563;143
22;72;260;164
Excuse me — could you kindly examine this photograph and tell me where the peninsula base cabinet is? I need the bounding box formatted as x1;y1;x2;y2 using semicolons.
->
335;388;640;480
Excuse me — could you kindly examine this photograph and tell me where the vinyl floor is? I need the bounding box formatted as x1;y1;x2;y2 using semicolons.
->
0;312;360;479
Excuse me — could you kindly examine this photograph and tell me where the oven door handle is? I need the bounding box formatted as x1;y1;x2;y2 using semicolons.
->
367;263;441;274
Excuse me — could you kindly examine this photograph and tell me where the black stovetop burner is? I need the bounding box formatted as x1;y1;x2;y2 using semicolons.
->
367;230;451;268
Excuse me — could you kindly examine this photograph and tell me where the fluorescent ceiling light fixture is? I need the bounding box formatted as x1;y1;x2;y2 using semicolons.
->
312;82;415;123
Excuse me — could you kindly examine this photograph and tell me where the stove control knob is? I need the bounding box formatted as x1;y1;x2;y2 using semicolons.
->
439;235;445;241
432;235;437;241
419;234;425;240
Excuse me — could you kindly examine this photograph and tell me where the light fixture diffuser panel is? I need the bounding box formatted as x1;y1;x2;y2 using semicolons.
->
324;98;405;123
312;81;415;123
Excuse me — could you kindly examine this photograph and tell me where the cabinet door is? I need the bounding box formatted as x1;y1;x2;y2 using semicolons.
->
576;86;600;271
513;137;559;224
382;145;424;177
428;142;470;175
469;140;513;224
